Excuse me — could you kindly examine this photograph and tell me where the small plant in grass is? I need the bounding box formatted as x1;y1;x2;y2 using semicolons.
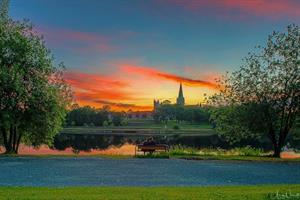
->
232;146;264;156
169;145;199;156
266;191;300;200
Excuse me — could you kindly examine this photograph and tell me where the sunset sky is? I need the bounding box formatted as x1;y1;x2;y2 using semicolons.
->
9;0;300;110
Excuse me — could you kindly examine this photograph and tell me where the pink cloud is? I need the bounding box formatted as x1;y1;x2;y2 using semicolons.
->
35;27;115;53
183;66;220;82
161;0;300;20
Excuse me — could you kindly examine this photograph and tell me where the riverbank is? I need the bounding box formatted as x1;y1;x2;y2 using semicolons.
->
0;185;299;200
1;152;300;162
1;143;300;162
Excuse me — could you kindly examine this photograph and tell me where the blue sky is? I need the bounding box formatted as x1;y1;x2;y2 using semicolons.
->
8;0;300;110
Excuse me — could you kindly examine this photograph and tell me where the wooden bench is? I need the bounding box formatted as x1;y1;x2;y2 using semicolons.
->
135;144;169;155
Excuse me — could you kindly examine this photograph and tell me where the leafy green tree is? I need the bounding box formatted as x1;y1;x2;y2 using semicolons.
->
209;104;264;144
154;103;209;124
66;106;110;126
182;107;195;122
153;103;175;123
0;0;71;154
111;112;125;126
193;108;210;124
174;105;185;122
210;25;300;157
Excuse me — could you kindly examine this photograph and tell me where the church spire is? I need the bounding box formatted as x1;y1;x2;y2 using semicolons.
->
178;83;183;97
176;83;185;106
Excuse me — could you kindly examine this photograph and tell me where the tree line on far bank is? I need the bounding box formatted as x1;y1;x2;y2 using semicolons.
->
65;104;210;127
65;105;125;127
153;103;210;124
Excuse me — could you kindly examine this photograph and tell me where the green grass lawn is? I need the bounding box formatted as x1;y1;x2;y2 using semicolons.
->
62;120;215;136
0;185;299;200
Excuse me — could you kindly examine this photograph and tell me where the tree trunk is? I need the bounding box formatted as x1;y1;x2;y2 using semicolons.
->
268;128;281;158
1;127;9;151
15;132;22;153
5;125;14;153
273;144;281;158
3;125;21;154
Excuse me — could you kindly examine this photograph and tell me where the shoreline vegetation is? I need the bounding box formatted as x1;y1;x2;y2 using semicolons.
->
0;185;299;200
1;146;300;162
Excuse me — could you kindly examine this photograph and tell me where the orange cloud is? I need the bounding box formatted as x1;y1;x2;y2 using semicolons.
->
64;71;139;109
94;100;152;111
162;0;300;20
120;64;217;89
65;70;129;91
63;66;217;111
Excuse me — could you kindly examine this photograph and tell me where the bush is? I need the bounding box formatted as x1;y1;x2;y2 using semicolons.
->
169;145;199;156
102;120;109;127
173;125;180;130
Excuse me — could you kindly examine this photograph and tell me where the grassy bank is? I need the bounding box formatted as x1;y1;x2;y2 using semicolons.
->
1;153;300;162
0;185;299;200
61;120;215;136
136;146;300;161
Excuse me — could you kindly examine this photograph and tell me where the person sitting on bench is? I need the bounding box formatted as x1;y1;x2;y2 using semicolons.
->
142;137;156;146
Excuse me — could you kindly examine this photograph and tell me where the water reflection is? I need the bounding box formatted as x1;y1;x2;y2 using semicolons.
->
52;133;300;153
1;133;299;156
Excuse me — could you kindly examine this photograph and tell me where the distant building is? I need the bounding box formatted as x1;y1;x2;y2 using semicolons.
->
129;83;201;120
126;110;153;119
153;99;160;111
153;83;186;111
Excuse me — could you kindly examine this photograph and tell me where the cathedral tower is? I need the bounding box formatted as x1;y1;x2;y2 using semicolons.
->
153;99;160;111
176;83;185;106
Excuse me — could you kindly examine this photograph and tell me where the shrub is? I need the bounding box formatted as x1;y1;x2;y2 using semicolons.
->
102;120;109;127
232;146;264;156
173;125;180;130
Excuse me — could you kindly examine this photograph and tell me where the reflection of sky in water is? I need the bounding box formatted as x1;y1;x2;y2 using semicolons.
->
0;144;136;155
1;134;299;158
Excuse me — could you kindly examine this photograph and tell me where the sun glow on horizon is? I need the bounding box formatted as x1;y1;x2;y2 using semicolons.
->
66;68;218;111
